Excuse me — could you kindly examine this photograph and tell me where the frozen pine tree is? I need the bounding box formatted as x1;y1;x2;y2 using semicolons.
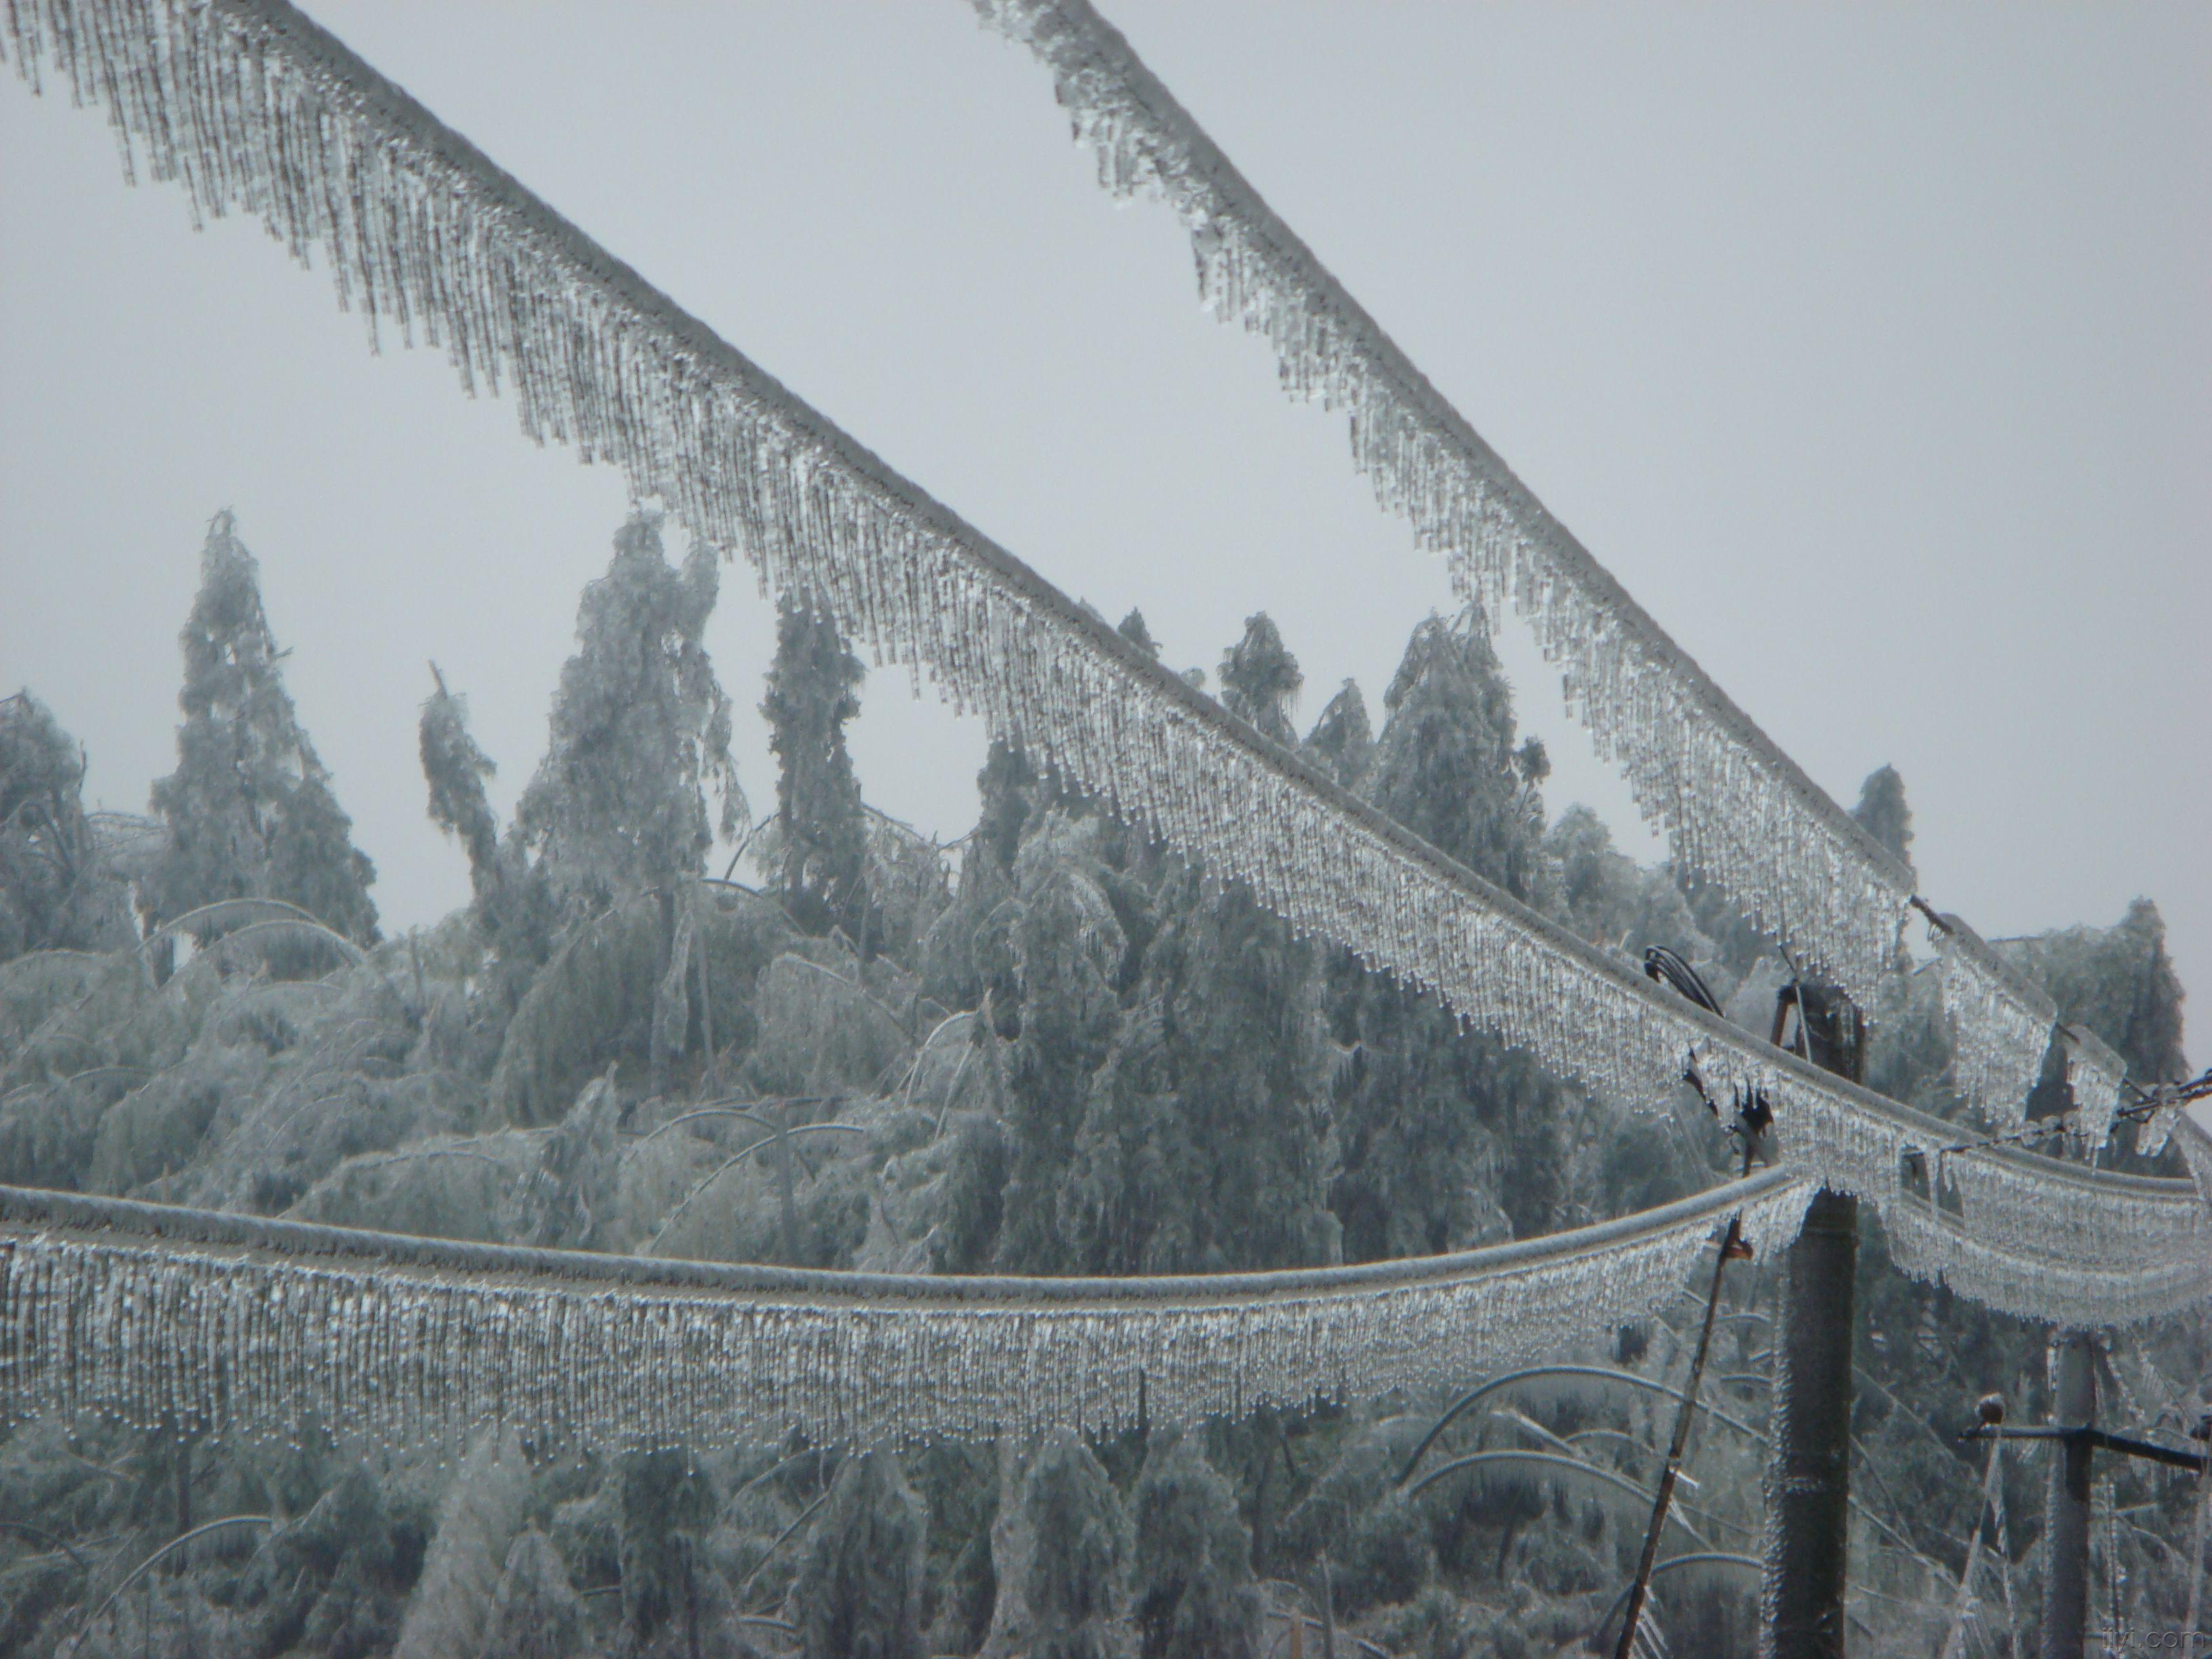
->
1330;610;1568;1254
1367;611;1546;905
0;691;134;959
791;1452;927;1659
477;1530;586;1659
418;666;563;1030
614;1449;716;1654
2008;898;2189;1092
1116;607;1160;658
513;511;741;914
420;665;501;900
144;511;377;945
1063;762;1340;1271
1305;678;1374;791
1851;762;1915;874
394;1429;528;1659
761;597;867;940
1021;1429;1125;1659
1217;613;1303;745
512;512;740;1091
989;815;1130;1273
1132;1432;1262;1659
1038;615;1338;1273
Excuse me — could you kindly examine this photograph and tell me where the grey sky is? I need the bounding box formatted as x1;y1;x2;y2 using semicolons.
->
3;3;2205;1077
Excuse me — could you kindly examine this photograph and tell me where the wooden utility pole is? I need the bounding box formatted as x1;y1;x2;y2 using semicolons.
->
2041;1330;2099;1659
1958;1336;2210;1657
1761;981;1864;1659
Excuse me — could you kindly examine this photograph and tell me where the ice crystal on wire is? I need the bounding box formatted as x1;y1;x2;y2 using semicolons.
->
2;1165;2204;1456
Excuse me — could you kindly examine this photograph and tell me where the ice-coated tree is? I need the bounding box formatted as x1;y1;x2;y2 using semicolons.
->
1330;609;1568;1254
989;815;1130;1274
1852;762;1915;873
417;667;564;1031
1217;612;1303;745
420;664;501;901
615;1449;715;1653
0;691;133;959
2010;898;2189;1090
1132;1432;1262;1659
1117;607;1161;659
791;1452;928;1659
1052;616;1336;1273
513;511;741;916
144;511;378;943
394;1429;527;1659
1306;678;1374;791
1063;851;1339;1273
1366;611;1546;905
1022;1429;1124;1659
762;596;867;939
511;512;739;1090
477;1530;586;1659
1546;804;1715;973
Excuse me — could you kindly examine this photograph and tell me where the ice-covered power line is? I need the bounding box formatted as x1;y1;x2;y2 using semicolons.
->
1;0;2205;1331
0;1176;1818;1449
972;0;2090;1132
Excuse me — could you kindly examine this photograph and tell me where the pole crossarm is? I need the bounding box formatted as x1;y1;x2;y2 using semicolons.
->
3;0;2209;1332
1958;1425;2210;1475
972;0;2125;1136
0;1174;1814;1452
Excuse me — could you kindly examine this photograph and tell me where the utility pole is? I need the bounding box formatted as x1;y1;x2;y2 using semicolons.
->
1954;1336;2211;1659
2043;1330;2100;1659
1761;980;1864;1659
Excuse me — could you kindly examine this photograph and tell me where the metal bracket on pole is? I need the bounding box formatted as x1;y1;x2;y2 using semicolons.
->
1959;1422;2211;1473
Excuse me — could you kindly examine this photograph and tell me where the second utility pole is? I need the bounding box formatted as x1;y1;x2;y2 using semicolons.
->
1761;980;1864;1659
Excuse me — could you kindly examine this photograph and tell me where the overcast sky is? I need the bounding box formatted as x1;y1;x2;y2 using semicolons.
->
3;3;2205;1079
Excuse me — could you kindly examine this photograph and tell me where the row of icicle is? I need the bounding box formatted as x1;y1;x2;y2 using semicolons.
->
970;0;2125;1137
0;1178;1815;1450
0;0;2203;1340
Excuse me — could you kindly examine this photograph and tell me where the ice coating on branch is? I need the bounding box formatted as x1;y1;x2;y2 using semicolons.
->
0;1179;1816;1451
1934;918;2057;1126
970;0;1919;1013
4;0;2205;1337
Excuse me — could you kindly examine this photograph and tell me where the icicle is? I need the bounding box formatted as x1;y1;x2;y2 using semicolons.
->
2137;1101;2179;1160
2060;1025;2126;1153
0;1176;1798;1452
2;1168;2202;1456
2170;1115;2212;1211
1933;916;2056;1125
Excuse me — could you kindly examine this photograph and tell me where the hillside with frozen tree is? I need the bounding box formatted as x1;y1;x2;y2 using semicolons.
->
2;509;2203;1658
